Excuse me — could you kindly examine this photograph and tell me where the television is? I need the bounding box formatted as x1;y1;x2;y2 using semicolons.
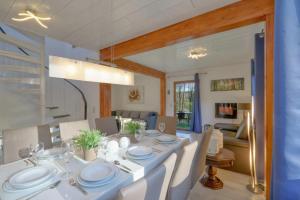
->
215;103;237;119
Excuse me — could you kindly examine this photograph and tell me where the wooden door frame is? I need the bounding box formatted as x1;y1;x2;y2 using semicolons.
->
100;1;274;198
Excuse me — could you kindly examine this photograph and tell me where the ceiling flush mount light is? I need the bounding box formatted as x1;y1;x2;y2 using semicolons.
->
49;56;134;86
188;48;208;59
12;10;51;29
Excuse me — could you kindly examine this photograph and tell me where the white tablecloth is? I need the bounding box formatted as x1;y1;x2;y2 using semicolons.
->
0;133;189;200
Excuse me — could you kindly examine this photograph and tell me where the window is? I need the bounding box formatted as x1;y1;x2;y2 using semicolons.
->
174;81;195;130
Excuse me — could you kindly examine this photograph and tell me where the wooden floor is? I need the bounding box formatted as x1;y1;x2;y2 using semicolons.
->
188;169;265;200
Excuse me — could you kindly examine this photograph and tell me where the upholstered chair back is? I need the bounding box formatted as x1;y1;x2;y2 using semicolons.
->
118;153;177;200
168;141;198;200
95;117;118;135
156;116;177;135
3;124;52;164
59;120;90;141
191;128;212;188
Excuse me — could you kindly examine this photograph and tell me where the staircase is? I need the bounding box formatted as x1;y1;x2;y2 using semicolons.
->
0;24;73;143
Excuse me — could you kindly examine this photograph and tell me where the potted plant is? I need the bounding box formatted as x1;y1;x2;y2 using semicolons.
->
74;129;102;161
124;121;141;143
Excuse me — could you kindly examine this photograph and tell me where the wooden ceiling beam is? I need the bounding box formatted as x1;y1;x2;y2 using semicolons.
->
99;0;274;60
113;58;165;79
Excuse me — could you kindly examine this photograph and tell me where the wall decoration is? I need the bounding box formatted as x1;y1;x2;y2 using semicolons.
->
127;86;144;104
211;78;244;91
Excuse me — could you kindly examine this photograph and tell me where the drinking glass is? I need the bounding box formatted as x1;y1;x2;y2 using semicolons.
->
159;122;166;133
61;141;75;178
135;130;143;142
61;141;75;163
99;137;109;160
30;143;44;164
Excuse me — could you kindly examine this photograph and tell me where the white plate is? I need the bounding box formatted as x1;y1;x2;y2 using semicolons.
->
8;166;56;189
127;146;153;157
80;162;115;182
37;148;66;159
145;130;161;136
77;168;119;188
3;177;57;193
156;135;176;143
126;152;154;160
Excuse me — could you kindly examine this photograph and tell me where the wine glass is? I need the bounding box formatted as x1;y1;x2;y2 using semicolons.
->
159;122;166;133
135;130;143;142
99;137;109;160
61;141;75;178
30;143;44;164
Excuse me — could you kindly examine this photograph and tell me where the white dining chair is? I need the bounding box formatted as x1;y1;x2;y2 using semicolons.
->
95;117;118;135
167;141;198;200
59;120;90;141
190;128;213;188
118;153;177;200
2;124;52;164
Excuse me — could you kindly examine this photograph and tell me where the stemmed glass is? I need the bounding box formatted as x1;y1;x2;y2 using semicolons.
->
61;141;75;178
159;122;166;133
135;130;143;142
99;137;109;161
30;143;44;164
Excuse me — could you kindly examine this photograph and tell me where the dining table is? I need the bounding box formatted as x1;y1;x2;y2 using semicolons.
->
0;132;200;200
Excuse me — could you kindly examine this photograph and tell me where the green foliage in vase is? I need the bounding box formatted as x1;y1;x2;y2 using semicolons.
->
74;129;102;150
124;121;141;135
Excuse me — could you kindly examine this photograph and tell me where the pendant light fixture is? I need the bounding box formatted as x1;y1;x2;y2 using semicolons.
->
49;56;134;86
12;10;51;29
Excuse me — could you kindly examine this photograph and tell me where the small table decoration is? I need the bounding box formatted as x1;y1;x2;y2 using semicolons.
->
73;129;103;161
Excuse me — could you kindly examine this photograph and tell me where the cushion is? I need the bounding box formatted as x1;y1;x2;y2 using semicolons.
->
122;111;130;118
235;120;248;140
139;112;150;120
221;130;237;137
130;111;140;119
115;110;122;116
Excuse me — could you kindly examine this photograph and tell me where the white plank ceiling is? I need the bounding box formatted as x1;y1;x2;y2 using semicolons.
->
0;0;238;51
126;22;265;73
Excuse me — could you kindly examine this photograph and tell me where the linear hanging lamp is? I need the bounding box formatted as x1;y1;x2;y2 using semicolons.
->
49;56;134;85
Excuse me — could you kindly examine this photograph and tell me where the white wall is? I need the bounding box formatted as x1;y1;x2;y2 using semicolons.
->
45;37;99;128
166;63;251;126
112;73;160;113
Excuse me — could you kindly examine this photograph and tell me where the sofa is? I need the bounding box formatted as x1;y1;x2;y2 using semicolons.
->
111;110;158;130
214;121;250;175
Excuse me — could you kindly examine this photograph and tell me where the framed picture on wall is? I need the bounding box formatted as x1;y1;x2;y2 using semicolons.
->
127;85;144;104
211;78;244;91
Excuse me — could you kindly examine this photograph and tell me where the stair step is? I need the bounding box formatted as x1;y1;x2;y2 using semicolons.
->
0;64;40;74
52;114;71;119
0;49;40;64
0;77;40;85
17;88;40;95
46;106;59;110
0;32;42;53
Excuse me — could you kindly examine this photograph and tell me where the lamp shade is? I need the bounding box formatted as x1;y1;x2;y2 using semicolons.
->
49;56;134;85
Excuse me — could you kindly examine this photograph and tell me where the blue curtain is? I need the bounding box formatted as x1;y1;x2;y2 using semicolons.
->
272;1;300;200
190;73;202;133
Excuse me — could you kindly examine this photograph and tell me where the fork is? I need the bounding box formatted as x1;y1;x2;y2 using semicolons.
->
69;177;87;195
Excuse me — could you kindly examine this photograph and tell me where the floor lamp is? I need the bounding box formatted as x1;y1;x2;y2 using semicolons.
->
246;99;263;194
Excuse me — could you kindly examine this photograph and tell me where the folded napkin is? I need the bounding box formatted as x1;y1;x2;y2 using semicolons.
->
97;152;144;181
114;157;144;181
